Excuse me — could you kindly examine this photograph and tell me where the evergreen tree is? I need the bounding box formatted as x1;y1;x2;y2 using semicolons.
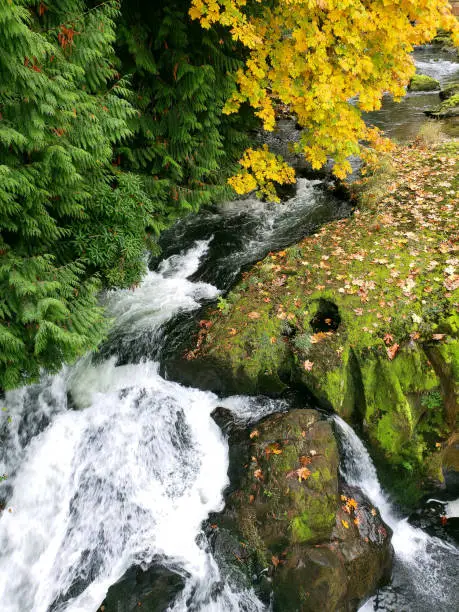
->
116;0;256;220
0;0;161;389
0;0;254;390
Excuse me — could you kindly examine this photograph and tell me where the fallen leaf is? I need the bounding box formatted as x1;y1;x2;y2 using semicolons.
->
303;360;314;371
371;508;377;516
432;333;445;341
248;311;261;319
383;333;393;346
228;328;237;336
386;343;399;360
341;519;349;529
254;469;263;481
299;455;312;466
296;467;311;482
272;555;280;567
250;430;259;439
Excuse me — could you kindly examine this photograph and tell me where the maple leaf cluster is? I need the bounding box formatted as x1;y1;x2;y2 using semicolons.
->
190;0;459;193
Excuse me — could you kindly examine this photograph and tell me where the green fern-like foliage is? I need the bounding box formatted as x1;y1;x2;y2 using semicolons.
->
0;0;159;389
0;0;257;390
116;0;257;221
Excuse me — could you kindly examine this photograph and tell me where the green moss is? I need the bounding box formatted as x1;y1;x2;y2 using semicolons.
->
194;140;458;501
291;515;314;542
440;82;459;101
427;94;459;118
408;74;440;92
291;497;336;543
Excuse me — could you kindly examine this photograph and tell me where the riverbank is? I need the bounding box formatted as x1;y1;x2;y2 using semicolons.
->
183;137;459;505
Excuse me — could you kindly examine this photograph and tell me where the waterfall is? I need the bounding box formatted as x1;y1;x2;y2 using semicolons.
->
0;242;266;612
334;417;459;611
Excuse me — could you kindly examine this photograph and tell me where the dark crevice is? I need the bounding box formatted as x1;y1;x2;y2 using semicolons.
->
310;299;341;333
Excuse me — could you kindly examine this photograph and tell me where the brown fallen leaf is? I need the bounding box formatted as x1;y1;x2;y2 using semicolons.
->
296;467;311;482
248;311;261;319
249;430;259;439
272;555;280;567
386;343;399;360
383;333;393;346
303;360;314;371
432;333;445;341
254;469;263;481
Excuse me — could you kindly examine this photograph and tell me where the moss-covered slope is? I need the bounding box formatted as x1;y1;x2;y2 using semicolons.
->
188;140;459;501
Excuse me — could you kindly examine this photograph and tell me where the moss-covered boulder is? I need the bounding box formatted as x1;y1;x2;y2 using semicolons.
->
408;74;440;92
209;409;392;611
425;93;459;118
182;141;459;503
440;82;459;101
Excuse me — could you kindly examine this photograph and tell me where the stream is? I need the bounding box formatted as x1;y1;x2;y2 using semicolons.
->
0;49;458;612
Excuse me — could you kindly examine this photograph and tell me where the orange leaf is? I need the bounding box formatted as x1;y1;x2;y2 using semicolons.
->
386;343;399;360
271;555;280;567
296;467;311;482
249;430;259;439
254;468;263;481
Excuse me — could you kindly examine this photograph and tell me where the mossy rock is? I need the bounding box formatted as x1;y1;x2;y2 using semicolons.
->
408;74;440;92
225;409;340;550
210;410;393;611
185;141;458;503
273;485;392;612
440;82;459;101
425;93;459;118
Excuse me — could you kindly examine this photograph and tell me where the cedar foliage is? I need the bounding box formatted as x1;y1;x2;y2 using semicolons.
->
0;0;253;390
116;0;255;219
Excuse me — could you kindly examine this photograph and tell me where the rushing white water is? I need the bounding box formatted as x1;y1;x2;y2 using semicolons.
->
0;242;266;612
334;417;459;612
413;58;459;85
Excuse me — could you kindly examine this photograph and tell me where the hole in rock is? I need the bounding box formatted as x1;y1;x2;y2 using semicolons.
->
310;299;341;333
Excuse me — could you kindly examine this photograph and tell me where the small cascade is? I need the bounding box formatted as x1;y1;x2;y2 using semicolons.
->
334;416;459;611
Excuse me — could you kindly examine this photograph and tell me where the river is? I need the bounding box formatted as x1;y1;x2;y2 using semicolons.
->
0;49;457;612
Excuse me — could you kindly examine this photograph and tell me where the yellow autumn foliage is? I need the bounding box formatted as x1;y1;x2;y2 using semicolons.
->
190;0;458;192
228;145;296;202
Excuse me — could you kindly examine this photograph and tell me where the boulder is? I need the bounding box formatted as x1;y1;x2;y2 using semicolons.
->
439;82;459;101
180;141;459;506
408;74;440;92
99;564;185;612
209;409;393;611
425;93;459;118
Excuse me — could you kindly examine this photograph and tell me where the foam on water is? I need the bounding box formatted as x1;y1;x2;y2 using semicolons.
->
334;417;459;611
0;242;265;612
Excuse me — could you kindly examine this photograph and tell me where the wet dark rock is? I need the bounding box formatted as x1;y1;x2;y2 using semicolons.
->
208;409;393;611
99;563;185;612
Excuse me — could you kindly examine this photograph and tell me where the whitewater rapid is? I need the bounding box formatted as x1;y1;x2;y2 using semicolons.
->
335;417;459;612
0;241;268;612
